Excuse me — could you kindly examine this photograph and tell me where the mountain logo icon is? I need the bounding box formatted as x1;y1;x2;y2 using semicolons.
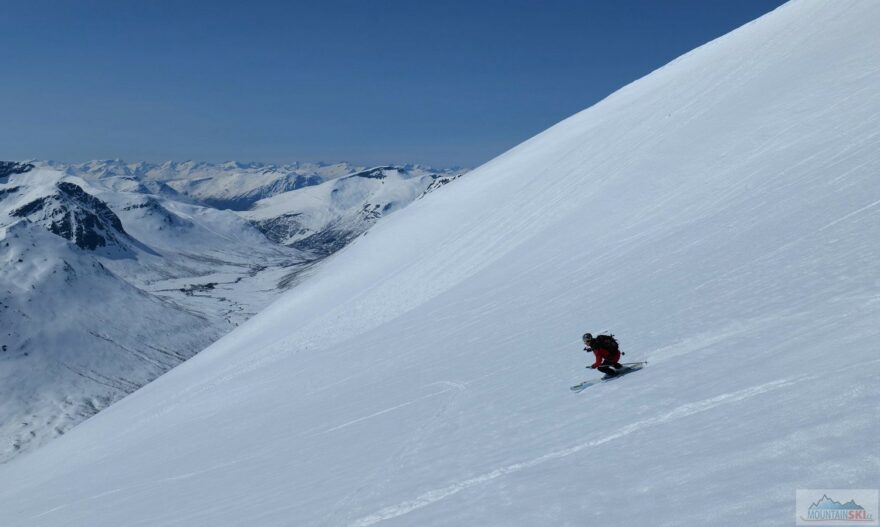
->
798;491;878;524
809;495;866;511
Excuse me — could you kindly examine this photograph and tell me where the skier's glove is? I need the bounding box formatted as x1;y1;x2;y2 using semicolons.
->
590;364;598;369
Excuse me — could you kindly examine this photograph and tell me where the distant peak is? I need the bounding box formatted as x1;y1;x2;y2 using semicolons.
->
0;161;35;179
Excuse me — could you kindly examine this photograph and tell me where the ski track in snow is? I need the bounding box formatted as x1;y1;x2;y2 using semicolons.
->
307;382;465;437
348;376;806;527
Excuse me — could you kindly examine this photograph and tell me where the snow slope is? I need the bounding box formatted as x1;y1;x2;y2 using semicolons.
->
1;1;879;525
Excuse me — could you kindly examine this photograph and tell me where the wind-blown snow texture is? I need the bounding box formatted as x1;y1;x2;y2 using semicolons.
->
1;1;879;525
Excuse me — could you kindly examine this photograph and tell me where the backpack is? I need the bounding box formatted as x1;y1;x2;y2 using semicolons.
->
592;334;621;354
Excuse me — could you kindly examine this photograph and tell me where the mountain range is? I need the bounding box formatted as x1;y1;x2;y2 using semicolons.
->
0;160;464;462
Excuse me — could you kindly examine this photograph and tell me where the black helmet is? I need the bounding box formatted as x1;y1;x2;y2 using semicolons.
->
582;333;593;342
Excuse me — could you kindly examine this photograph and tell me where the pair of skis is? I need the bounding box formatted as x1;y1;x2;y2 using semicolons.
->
570;361;647;393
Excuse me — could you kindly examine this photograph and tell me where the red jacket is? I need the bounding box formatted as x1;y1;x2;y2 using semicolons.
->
590;346;621;368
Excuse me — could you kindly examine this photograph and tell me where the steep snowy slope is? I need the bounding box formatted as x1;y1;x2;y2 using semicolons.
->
1;1;878;526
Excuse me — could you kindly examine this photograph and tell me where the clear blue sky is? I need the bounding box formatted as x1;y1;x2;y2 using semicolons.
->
1;0;786;167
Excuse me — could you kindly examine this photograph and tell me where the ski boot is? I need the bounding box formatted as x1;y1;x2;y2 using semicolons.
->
597;364;620;379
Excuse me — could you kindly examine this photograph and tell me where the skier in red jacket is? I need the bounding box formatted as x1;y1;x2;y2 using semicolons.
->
583;333;623;377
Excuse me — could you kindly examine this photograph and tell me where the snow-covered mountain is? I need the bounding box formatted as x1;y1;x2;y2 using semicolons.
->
244;166;463;254
2;1;878;526
9;177;135;253
53;159;465;257
0;166;306;462
0;217;222;460
0;161;35;179
0;161;463;463
50;160;462;211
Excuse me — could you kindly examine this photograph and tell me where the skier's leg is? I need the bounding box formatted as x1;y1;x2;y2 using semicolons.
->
610;352;622;369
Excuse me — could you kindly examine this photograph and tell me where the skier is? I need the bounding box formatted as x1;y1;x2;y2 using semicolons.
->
583;333;623;377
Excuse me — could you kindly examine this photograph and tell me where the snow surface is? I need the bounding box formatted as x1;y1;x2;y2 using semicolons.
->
1;1;879;525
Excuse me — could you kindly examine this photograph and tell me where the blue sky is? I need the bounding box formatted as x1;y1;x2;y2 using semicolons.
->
1;0;786;167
